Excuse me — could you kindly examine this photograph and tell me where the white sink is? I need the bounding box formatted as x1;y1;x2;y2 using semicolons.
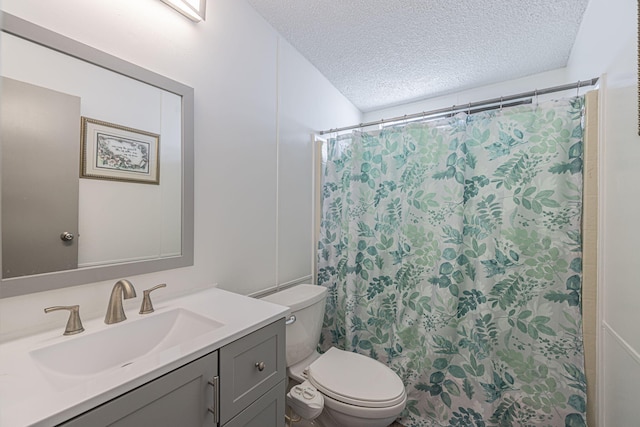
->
0;287;289;427
30;308;223;378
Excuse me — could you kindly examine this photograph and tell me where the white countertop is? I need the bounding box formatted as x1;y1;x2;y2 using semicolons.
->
0;287;289;427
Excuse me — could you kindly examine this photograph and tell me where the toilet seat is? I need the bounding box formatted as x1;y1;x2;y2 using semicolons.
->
306;347;406;408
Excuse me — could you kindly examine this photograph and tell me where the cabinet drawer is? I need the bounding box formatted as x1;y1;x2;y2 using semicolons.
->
219;319;285;425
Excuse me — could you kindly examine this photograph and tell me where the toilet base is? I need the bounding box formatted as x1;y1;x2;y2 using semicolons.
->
316;408;398;427
285;374;404;427
286;403;399;427
286;406;323;427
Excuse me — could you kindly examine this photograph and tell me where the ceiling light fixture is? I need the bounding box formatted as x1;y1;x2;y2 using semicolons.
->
160;0;206;22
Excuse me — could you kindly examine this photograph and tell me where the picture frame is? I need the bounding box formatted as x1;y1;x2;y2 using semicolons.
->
80;117;160;185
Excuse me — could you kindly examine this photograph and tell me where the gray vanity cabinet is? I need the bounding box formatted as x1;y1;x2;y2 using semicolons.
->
57;319;285;427
60;351;218;427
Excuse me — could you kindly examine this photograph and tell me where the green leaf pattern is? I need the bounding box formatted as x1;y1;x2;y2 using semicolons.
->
318;98;587;426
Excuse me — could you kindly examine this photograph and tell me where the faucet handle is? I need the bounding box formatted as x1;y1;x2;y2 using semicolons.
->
139;283;167;315
44;305;85;336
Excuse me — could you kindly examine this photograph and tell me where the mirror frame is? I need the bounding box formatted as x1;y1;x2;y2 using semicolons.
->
0;13;194;298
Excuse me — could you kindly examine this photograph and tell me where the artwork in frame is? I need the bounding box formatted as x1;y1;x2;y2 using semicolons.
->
80;117;160;184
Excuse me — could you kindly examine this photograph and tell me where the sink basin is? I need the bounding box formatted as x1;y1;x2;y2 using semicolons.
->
30;308;223;378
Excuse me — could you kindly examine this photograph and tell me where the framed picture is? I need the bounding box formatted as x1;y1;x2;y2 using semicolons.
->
81;117;160;184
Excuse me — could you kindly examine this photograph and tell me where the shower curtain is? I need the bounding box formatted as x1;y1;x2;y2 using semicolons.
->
317;98;587;427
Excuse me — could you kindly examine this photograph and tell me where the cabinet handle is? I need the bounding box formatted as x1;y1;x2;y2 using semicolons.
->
207;376;219;424
255;361;266;371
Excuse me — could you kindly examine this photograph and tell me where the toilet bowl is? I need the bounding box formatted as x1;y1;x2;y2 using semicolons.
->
261;285;406;427
304;347;406;427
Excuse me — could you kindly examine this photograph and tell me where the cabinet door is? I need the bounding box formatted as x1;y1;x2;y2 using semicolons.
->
219;320;285;425
59;352;218;427
223;380;286;427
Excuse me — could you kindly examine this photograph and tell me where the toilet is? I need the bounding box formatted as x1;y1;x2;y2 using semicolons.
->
261;284;406;427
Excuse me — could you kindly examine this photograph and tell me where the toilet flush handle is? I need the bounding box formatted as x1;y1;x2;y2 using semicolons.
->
285;314;297;325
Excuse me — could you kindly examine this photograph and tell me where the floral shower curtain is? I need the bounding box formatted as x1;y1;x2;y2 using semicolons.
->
317;98;587;427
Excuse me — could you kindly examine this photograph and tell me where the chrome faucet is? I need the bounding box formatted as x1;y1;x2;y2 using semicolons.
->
105;279;137;324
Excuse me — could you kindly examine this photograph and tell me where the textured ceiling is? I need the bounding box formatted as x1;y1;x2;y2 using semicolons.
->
246;0;590;112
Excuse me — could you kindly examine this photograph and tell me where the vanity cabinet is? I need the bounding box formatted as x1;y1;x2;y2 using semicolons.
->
58;319;285;427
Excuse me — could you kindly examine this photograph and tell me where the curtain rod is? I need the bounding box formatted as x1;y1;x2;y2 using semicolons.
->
319;77;599;135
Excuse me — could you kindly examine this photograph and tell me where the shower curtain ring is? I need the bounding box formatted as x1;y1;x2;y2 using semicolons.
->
467;102;471;115
576;80;581;97
500;97;503;111
534;89;539;106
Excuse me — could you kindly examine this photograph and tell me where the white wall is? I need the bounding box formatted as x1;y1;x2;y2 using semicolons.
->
0;0;361;340
568;0;640;425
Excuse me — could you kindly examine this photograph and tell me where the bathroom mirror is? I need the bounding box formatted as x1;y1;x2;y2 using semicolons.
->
0;14;194;298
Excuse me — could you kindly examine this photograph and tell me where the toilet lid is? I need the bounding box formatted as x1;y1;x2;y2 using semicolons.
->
306;347;406;408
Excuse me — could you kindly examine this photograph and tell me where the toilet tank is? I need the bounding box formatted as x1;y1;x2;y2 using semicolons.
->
261;284;327;367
